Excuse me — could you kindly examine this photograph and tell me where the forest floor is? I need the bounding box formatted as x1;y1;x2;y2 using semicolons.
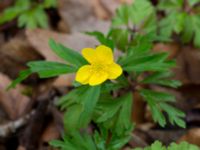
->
0;0;200;150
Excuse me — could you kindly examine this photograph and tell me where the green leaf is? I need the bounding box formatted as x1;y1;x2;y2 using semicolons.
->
70;132;97;150
158;0;200;48
140;89;176;103
78;86;101;126
141;13;157;35
108;133;131;150
140;88;185;128
148;99;167;127
101;80;127;94
124;60;175;72
43;0;57;8
0;0;31;24
141;72;182;88
157;0;183;12
18;12;37;28
159;103;186;128
168;141;199;150
120;52;176;72
112;0;156;37
130;0;154;25
120;52;169;67
115;93;133;135
133;141;199;150
27;61;76;78
112;4;130;26
192;15;200;48
50;128;132;150
143;78;181;88
128;34;153;55
188;0;200;7
15;0;31;9
0;0;50;29
57;86;89;110
49;39;87;67
159;12;177;39
50;139;75;150
181;15;200;48
143;71;174;80
96;101;121;123
33;5;49;28
93;126;131;150
93;129;107;150
64;86;101;131
64;104;84;131
174;13;186;34
96;93;133;136
85;31;114;49
7;69;32;90
134;141;166;150
18;5;49;29
50;131;97;150
154;79;181;88
150;141;166;150
110;28;129;51
181;15;194;43
0;7;22;24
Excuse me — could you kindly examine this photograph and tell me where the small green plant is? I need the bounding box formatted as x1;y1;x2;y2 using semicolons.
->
8;0;200;149
0;0;57;29
100;0;200;48
50;133;199;150
157;0;200;47
134;141;199;150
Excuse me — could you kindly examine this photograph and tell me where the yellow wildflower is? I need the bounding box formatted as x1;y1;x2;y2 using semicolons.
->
75;45;122;86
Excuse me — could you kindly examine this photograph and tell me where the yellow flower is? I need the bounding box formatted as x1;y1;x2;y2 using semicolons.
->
75;45;122;86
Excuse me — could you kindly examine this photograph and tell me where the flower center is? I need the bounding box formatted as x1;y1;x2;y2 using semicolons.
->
91;63;107;73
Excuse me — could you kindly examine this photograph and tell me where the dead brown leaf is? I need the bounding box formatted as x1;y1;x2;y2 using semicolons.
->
0;73;31;120
153;42;180;59
0;0;13;12
58;0;110;32
132;91;146;125
119;0;133;4
147;129;185;145
178;84;200;110
129;130;149;148
101;0;120;15
17;146;25;150
175;47;200;84
0;37;43;79
178;128;200;146
40;122;60;143
91;0;112;20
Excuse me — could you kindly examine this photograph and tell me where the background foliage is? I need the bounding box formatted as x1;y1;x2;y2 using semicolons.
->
0;0;57;29
6;0;200;149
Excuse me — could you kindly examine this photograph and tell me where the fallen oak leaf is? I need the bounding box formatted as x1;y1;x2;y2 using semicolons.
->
0;73;31;120
178;128;200;146
91;0;112;20
58;0;110;32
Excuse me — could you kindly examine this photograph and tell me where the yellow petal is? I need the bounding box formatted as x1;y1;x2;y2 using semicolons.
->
107;63;122;79
96;45;113;64
75;65;92;84
89;71;108;86
82;48;97;64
